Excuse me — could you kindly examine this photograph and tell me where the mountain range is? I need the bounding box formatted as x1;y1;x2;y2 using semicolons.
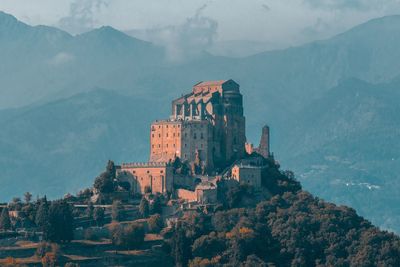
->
0;11;399;232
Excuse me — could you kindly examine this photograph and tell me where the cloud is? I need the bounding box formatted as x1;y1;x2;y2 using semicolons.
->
58;0;109;34
301;17;332;40
48;52;75;66
126;4;218;62
302;0;400;11
262;4;271;11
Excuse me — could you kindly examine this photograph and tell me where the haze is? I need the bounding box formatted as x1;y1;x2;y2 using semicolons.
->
2;0;400;56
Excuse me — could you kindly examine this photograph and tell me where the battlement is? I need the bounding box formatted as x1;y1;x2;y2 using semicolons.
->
120;162;170;168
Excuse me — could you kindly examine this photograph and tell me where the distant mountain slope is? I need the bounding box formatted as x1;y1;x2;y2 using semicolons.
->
0;11;165;108
281;77;400;233
0;89;167;200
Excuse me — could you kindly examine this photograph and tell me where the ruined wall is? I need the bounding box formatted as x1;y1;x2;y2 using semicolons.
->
257;125;270;158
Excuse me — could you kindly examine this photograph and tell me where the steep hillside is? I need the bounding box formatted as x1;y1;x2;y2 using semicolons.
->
168;190;400;266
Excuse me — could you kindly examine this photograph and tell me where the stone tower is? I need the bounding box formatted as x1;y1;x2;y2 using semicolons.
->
257;125;270;158
149;79;246;171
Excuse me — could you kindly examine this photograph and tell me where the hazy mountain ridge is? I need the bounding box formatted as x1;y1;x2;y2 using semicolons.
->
0;11;165;108
282;77;400;232
0;89;166;200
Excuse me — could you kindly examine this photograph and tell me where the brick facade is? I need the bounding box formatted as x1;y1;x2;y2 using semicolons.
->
150;79;246;172
116;162;173;194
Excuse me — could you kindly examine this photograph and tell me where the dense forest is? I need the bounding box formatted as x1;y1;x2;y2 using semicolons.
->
1;158;400;266
164;162;400;266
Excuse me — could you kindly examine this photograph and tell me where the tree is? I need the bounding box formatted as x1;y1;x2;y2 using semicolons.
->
93;207;105;226
192;232;226;259
0;207;12;231
139;197;149;218
47;200;74;243
148;214;164;233
93;160;117;194
111;200;124;222
110;223;145;249
170;224;192;267
106;160;116;178
93;172;114;194
36;198;50;239
124;223;145;249
86;202;94;220
150;194;162;215
10;197;22;211
24;192;32;204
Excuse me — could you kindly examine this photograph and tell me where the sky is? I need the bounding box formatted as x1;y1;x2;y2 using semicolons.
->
1;0;400;52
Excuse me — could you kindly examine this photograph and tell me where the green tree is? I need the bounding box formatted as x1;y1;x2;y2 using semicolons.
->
111;200;124;222
139;197;149;218
47;200;74;243
93;160;116;194
35;198;50;239
110;222;145;249
86;202;94;220
171;224;192;267
148;214;164;233
0;207;12;231
24;192;32;204
93;207;105;226
150;194;162;214
192;232;226;259
10;197;22;211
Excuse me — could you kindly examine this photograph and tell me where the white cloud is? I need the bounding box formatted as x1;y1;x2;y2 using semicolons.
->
127;4;218;62
1;0;400;51
48;52;75;66
58;0;109;34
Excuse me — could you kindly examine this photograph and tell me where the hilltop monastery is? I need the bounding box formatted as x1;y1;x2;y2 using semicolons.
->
116;80;270;203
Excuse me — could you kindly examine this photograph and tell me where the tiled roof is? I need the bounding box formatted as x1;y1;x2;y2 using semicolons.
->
193;80;228;87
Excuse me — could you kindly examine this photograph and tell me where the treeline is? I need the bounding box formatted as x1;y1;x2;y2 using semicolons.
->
0;196;74;243
166;190;400;266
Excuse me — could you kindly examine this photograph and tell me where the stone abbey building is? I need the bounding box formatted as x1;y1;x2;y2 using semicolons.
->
150;79;246;172
116;80;270;200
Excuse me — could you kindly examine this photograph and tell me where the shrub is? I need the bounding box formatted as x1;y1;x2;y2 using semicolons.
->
84;228;99;241
148;214;164;233
110;222;145;249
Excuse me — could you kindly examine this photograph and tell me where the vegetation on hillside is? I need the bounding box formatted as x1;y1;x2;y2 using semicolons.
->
166;190;400;266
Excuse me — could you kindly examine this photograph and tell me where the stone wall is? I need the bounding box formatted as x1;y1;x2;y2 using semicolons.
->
150;120;183;162
231;165;262;187
117;164;173;194
176;189;197;202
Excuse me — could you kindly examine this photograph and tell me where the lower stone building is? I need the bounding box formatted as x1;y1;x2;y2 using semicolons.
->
176;181;218;204
231;164;262;187
116;162;174;194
